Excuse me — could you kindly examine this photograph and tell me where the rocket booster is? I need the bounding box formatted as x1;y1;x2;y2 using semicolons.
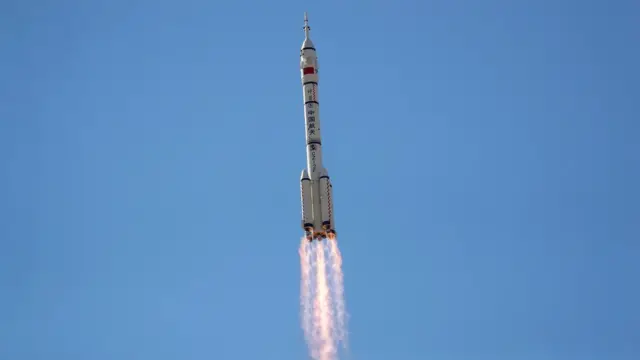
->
299;13;336;242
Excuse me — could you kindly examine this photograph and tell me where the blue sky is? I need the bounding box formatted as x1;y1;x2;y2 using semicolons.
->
1;0;639;359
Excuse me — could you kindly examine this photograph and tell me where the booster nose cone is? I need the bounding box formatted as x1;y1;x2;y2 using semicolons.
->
300;169;310;181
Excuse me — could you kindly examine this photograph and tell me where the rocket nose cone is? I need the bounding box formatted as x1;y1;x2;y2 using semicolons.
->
301;38;315;50
302;13;314;50
300;169;310;180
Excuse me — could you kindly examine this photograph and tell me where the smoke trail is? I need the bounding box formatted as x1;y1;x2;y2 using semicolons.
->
299;238;348;360
314;240;336;360
327;238;348;350
299;239;314;351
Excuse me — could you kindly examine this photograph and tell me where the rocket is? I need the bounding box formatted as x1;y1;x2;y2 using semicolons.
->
299;13;336;242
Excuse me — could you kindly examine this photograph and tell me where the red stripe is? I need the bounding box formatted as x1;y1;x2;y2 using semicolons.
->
303;67;315;75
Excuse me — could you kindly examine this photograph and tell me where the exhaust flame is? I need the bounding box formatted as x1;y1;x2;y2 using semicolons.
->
299;238;349;360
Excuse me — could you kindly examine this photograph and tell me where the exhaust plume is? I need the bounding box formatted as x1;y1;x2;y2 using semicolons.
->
299;238;349;360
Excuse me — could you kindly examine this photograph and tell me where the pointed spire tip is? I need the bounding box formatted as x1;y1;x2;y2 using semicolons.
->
303;12;310;38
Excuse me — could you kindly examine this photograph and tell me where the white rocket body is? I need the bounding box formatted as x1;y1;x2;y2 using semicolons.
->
299;14;336;241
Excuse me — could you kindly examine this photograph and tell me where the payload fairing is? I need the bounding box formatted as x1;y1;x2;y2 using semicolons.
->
299;13;336;242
